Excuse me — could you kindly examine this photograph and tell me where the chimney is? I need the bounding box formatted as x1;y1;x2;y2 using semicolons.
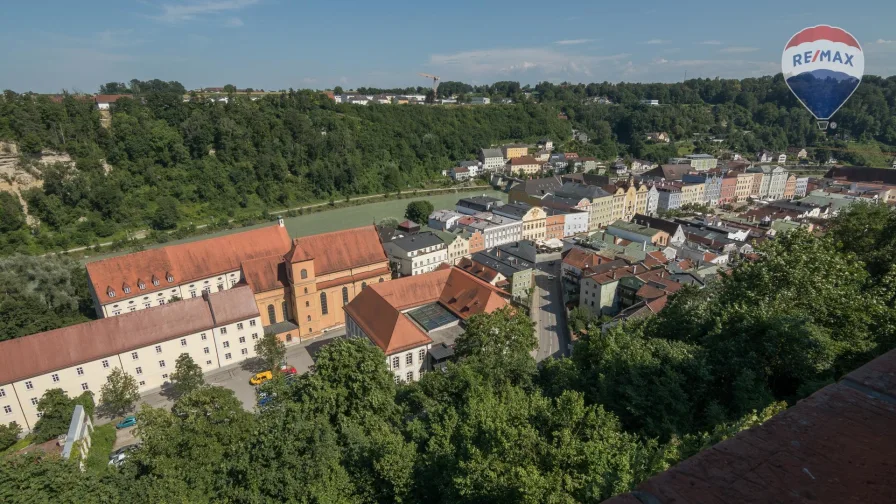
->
278;216;285;227
201;290;210;301
642;241;647;252
612;271;616;279
632;265;638;274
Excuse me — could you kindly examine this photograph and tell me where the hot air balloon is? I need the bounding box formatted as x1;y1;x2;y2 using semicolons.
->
781;25;864;129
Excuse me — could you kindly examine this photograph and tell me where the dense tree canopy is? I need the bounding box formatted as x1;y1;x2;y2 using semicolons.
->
0;254;94;341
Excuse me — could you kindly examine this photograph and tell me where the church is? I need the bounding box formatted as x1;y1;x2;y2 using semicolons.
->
86;221;391;343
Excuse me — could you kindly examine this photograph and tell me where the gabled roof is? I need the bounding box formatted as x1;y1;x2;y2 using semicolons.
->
643;164;693;181
514;176;563;197
480;147;504;159
87;225;292;304
0;287;258;386
632;214;682;236
344;268;507;355
94;94;130;104
510;156;540;166
562;247;613;271
240;255;289;293
824;166;896;185
388;232;444;253
288;225;387;274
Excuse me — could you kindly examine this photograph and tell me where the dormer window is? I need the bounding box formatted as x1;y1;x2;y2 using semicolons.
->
108;288;116;298
166;273;174;283
152;276;160;286
138;281;146;290
123;285;131;294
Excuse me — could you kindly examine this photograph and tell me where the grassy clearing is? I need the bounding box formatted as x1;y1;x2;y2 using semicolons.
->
83;424;117;473
1;434;33;455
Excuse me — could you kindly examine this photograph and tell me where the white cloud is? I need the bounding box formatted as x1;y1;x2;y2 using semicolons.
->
339;76;348;84
654;58;669;64
876;39;895;44
554;38;594;45
427;47;629;81
644;39;669;45
224;17;244;27
152;0;259;23
302;77;317;84
699;40;722;45
719;46;759;54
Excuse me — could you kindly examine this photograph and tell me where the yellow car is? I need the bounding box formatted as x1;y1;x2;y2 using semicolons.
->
249;370;273;385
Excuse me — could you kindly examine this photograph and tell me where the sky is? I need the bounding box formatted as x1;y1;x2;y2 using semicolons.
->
3;0;896;93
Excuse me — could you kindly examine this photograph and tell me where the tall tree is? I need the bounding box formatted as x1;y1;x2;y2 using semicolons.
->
99;367;140;418
169;353;205;397
254;332;286;374
404;200;434;224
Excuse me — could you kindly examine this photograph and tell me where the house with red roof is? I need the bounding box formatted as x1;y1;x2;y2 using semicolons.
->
344;267;508;382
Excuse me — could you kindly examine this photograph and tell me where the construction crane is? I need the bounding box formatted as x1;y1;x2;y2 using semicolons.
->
419;73;440;94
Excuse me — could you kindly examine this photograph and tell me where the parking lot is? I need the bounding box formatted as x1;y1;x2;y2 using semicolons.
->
96;330;346;425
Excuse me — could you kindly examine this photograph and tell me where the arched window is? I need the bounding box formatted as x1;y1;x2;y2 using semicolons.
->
300;269;308;279
307;315;311;322
379;277;384;283
361;282;367;290
282;301;288;320
267;304;276;323
305;301;310;307
304;287;308;294
342;286;349;305
320;292;329;315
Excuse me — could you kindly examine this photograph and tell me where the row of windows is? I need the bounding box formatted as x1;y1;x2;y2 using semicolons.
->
394;371;417;383
391;349;427;369
108;274;175;297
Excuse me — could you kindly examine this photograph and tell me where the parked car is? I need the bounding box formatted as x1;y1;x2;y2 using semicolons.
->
108;444;140;466
115;416;137;429
279;364;297;375
250;370;273;385
257;390;278;407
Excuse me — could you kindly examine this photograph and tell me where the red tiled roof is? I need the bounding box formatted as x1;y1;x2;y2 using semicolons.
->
315;266;391;291
457;257;501;283
87;225;292;304
646;251;668;264
288;226;387;274
240;255;289;293
510;156;540;166
603;348;896;504
94;94;130;103
344;268;507;355
440;268;508;319
0;287;258;385
562;247;613;271
676;259;694;271
344;286;432;355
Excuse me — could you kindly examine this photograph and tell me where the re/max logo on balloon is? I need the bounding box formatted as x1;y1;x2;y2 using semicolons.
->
792;50;855;67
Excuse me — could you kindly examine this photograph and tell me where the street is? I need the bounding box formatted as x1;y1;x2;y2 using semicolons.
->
532;252;571;362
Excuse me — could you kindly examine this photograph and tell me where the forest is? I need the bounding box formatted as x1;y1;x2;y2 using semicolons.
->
1;204;895;503
1;75;895;256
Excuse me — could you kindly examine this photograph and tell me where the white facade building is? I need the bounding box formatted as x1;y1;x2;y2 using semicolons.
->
563;210;590;237
0;288;261;432
87;224;291;319
479;148;506;173
382;232;449;276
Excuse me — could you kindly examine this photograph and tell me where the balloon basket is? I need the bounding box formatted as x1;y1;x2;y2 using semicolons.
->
817;121;829;130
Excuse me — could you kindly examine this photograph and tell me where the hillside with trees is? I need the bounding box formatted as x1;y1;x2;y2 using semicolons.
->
1;75;895;255
1;205;894;503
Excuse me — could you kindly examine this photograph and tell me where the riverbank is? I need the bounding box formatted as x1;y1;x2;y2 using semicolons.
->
75;187;506;265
